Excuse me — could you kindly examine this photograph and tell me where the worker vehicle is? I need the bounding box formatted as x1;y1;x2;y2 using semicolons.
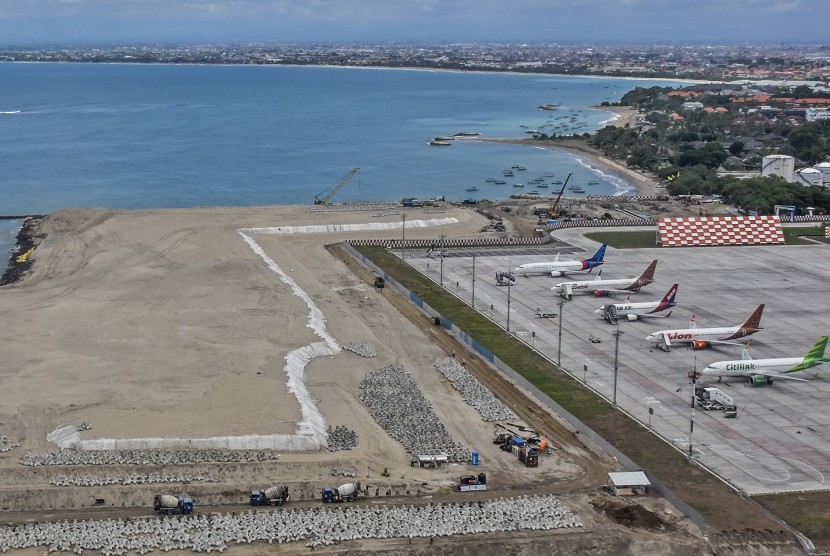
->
250;485;290;506
696;386;735;411
459;474;487;492
322;482;358;503
153;494;193;515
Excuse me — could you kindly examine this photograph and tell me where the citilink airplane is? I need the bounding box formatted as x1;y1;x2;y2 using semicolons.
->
701;336;829;385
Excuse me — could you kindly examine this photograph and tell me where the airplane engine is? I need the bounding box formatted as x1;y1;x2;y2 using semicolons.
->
690;340;710;350
593;290;608;297
550;271;564;277
625;314;639;322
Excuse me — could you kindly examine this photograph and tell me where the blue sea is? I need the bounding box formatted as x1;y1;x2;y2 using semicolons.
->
0;62;687;257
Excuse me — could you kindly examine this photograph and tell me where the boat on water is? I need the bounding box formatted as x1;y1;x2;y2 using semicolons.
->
538;184;549;188
466;187;478;192
454;131;481;137
513;183;525;188
434;136;455;141
517;166;527;171
525;130;539;134
552;180;563;185
429;140;451;146
537;104;559;111
511;164;521;169
529;191;540;195
588;180;599;185
542;172;556;178
503;170;514;176
485;178;497;183
494;180;507;185
571;186;585;193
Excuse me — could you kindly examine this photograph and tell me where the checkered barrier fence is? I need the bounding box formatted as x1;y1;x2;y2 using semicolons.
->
657;216;785;247
826;226;830;239
346;237;552;249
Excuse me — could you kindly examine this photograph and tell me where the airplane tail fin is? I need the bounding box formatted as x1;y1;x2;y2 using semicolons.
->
638;260;658;284
661;283;679;306
596;268;603;280
741;342;753;361
804;336;830;363
690;313;697;329
590;244;607;263
741;304;765;332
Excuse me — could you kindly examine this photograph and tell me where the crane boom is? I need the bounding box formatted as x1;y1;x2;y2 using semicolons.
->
314;167;360;205
548;172;573;218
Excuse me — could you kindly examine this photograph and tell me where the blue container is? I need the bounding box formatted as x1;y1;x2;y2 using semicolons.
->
471;451;480;465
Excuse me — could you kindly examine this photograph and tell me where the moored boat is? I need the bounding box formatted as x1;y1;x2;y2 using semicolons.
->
429;140;452;146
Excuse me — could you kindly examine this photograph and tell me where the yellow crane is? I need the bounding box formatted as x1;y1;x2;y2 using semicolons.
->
314;167;360;205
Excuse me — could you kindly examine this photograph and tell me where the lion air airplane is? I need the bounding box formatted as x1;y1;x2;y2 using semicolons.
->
701;336;829;386
645;304;765;352
595;284;678;323
551;260;657;300
514;244;606;277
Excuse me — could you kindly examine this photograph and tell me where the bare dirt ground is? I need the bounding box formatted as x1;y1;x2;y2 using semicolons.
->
0;204;783;554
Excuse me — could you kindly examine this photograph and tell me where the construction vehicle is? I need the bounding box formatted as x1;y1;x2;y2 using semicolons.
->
518;446;539;467
547;173;573;220
314;167;360;205
321;482;358;503
153;494;193;515
249;485;290;507
459;473;487;492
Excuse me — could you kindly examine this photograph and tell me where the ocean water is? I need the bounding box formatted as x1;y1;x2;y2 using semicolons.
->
0;63;686;257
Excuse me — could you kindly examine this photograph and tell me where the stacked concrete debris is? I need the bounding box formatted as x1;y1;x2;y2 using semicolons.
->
434;358;516;422
0;495;581;552
50;473;211;487
358;364;469;462
21;449;280;466
308;202;399;213
342;342;377;358
0;434;19;453
330;467;357;478
326;425;359;451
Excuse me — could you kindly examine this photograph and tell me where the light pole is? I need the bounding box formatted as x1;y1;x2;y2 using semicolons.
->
439;232;445;287
506;274;512;332
688;353;699;461
557;298;565;366
471;253;476;309
612;324;623;407
401;212;406;261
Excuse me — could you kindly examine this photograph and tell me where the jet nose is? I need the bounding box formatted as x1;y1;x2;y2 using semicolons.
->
594;308;604;315
513;267;522;274
645;334;656;342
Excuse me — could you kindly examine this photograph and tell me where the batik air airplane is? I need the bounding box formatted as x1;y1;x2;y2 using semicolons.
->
595;284;678;323
514;244;606;277
551;260;657;300
701;336;829;386
645;304;765;352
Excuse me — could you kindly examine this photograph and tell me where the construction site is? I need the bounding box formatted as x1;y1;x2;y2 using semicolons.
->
0;198;818;554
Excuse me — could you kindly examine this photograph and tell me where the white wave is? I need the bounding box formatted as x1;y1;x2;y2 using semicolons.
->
0;110;21;115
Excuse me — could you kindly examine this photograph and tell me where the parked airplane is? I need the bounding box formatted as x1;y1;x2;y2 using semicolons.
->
595;284;678;323
514;244;606;277
701;336;829;385
645;304;765;352
551;260;657;300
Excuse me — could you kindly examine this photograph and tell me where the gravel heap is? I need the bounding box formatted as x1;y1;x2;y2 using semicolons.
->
326;425;359;452
21;449;280;466
342;342;377;358
358;364;469;463
50;473;211;487
0;495;581;553
434;358;517;422
0;434;19;453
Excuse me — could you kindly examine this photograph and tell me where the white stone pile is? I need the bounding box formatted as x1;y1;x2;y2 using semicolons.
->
358;364;469;463
326;425;359;452
0;434;19;453
434;358;517;422
342;342;377;358
330;467;357;478
21;449;280;466
77;422;93;431
50;473;211;487
308;202;399;213
0;494;581;553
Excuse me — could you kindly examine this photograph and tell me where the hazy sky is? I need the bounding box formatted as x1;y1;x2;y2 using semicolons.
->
0;0;827;45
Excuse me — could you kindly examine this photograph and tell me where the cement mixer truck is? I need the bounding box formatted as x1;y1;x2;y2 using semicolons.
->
153;494;193;515
250;485;290;506
321;482;358;503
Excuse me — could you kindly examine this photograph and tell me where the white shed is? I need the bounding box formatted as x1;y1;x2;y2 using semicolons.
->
796;168;823;187
606;471;651;496
762;155;795;182
815;162;830;184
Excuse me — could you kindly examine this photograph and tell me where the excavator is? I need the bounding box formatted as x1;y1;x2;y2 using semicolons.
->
314;167;360;205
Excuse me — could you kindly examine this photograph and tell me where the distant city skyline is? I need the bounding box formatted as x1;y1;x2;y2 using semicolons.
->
1;0;828;46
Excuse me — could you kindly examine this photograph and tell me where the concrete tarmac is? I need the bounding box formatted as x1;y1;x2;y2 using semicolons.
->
404;227;830;495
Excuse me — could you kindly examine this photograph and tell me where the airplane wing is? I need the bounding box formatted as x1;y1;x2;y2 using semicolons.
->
748;371;809;382
709;340;752;347
638;311;672;319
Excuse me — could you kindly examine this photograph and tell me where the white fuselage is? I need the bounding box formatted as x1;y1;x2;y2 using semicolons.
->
595;301;661;317
645;326;744;345
553;277;634;294
515;261;587;276
702;357;803;378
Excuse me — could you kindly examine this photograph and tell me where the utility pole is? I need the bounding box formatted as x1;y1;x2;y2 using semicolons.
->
400;212;406;261
688;353;699;461
471;253;476;309
557;298;565;366
612;324;623;407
